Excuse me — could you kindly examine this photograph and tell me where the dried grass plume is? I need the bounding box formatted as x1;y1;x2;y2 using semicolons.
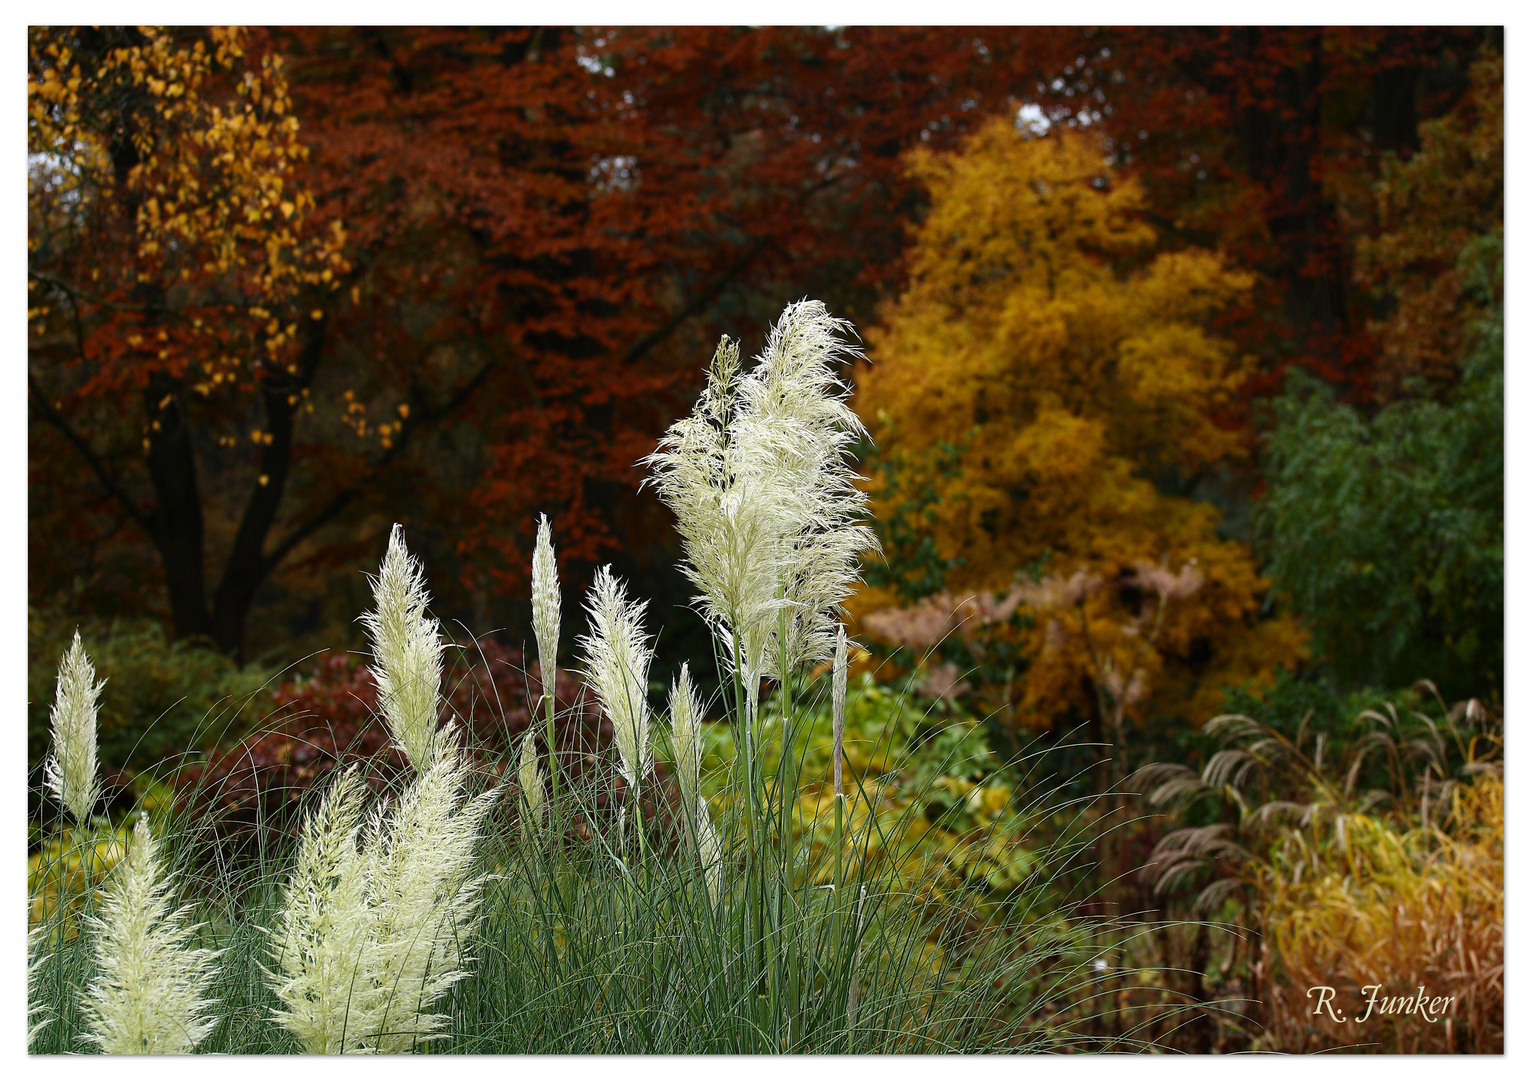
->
531;513;562;698
644;301;879;699
579;566;654;792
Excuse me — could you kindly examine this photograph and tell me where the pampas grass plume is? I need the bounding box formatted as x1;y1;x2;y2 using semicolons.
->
643;336;798;700
519;729;545;833
268;767;377;1054
531;513;561;700
45;630;103;823
359;524;444;773
694;798;723;909
578;566;654;792
28;920;52;1048
272;738;497;1054
669;662;702;814
363;737;497;1053
80;814;221;1054
644;302;877;691
743;300;878;678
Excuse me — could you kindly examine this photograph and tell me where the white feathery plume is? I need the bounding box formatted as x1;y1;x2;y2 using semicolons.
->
79;814;221;1054
359;524;444;774
518;728;545;833
669;662;703;816
643;337;800;705
531;513;561;703
362;737;498;1054
45;630;103;823
269;736;496;1055
643;303;877;695
578;566;654;792
741;300;879;679
28;919;52;1048
268;768;378;1055
832;624;849;799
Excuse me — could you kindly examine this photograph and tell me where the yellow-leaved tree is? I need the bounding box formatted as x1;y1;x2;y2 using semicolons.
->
854;119;1303;785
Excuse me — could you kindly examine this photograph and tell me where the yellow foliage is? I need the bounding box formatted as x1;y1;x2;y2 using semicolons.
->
29;820;133;935
27;27;348;370
856;119;1302;736
1256;775;1503;1052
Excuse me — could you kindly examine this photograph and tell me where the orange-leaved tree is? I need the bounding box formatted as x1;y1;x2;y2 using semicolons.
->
1355;45;1503;400
854;119;1303;777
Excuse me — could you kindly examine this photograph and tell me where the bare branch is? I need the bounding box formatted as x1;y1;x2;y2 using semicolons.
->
260;357;499;575
27;372;151;531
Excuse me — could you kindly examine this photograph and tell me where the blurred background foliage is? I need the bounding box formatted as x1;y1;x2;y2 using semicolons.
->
1258;234;1503;701
27;606;276;779
29;25;1502;1053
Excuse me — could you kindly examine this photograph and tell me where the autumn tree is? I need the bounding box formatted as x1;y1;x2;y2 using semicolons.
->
1355;45;1503;398
854;120;1304;759
272;26;1075;614
37;27;1482;667
29;26;348;657
1021;27;1492;398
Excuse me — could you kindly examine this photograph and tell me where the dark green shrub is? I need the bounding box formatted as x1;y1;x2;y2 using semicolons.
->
1256;234;1502;700
28;608;277;778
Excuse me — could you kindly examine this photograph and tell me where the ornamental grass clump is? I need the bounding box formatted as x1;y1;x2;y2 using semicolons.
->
463;301;1112;1055
29;301;1125;1055
639;302;881;992
269;535;498;1054
1139;688;1504;1052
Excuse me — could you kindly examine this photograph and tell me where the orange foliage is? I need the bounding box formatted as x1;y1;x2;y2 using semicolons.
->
855;121;1304;737
28;27;350;655
1028;28;1492;402
1356;47;1503;399
29;26;1078;654
31;27;1487;665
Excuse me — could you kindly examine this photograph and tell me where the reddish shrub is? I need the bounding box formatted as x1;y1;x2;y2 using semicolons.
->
176;640;678;862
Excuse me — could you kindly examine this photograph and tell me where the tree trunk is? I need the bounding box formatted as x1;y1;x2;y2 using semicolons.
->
142;373;216;643
209;323;325;659
140;324;326;661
